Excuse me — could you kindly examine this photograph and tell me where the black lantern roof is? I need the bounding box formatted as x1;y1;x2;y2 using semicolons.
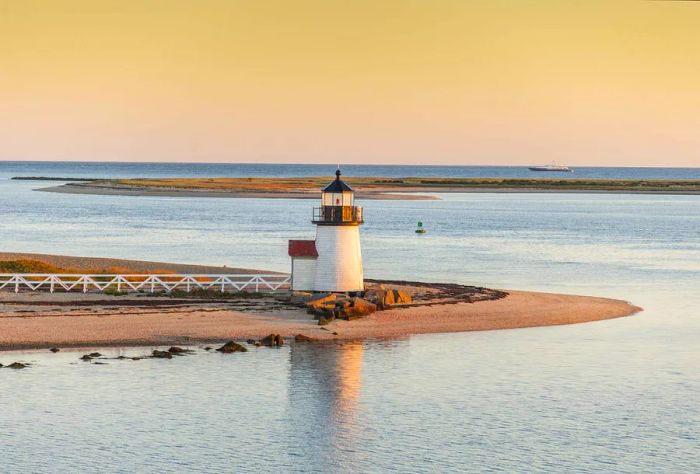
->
322;169;353;192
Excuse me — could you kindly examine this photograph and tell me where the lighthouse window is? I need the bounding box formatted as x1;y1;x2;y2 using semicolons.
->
323;191;350;207
342;191;354;206
323;192;338;207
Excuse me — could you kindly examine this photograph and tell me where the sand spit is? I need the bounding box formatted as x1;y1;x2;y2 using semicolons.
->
36;184;438;200
0;287;640;351
32;176;700;200
0;254;641;351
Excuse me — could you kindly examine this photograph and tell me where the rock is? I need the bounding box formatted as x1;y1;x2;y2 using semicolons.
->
363;289;387;309
131;357;142;361
289;291;313;305
260;334;283;346
332;332;339;335
0;363;3;367
167;346;191;354
49;347;60;353
363;289;379;301
151;350;173;359
363;287;411;308
318;315;335;326
6;362;27;369
305;293;337;310
246;339;256;345
88;352;102;358
335;297;352;308
389;289;412;304
345;297;377;318
383;290;396;307
216;341;248;353
80;354;93;361
307;301;339;316
203;346;212;351
395;290;412;304
294;334;315;342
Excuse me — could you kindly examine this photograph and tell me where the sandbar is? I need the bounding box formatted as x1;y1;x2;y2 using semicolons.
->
32;176;700;200
0;279;641;351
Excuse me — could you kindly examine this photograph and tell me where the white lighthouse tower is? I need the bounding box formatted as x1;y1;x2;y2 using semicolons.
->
288;169;364;293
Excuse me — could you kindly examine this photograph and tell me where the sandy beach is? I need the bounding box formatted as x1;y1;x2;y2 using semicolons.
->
0;287;640;351
0;253;641;351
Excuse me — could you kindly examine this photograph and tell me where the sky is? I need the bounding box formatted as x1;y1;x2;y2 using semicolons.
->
0;0;698;167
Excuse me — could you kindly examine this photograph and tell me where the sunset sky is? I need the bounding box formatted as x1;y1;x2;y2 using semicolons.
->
1;0;698;166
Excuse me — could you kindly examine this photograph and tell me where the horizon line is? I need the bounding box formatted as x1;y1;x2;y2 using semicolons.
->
0;159;697;170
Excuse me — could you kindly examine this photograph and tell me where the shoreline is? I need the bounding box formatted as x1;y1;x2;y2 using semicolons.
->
0;289;641;352
32;176;700;200
0;253;642;352
36;184;439;200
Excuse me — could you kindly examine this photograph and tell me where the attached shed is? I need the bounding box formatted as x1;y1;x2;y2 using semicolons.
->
288;240;318;291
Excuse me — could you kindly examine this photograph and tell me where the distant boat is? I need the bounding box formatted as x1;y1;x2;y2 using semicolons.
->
415;221;427;234
528;164;573;172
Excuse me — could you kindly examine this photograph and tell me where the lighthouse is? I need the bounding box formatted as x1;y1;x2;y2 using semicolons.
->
288;169;364;293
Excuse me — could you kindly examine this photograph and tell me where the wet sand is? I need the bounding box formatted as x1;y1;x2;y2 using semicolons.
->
0;290;640;351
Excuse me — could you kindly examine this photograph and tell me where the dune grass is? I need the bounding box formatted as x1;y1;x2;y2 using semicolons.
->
0;259;67;273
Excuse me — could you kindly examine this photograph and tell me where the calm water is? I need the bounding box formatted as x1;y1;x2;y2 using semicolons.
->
1;162;699;473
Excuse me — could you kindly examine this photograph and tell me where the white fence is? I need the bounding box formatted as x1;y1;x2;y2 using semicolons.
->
0;274;291;294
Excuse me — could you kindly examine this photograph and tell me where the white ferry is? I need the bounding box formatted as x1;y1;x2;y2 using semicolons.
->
528;164;573;172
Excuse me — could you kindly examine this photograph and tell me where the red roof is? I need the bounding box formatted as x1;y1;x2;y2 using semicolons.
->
288;240;318;258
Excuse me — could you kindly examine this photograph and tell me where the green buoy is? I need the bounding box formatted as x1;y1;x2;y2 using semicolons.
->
415;221;427;234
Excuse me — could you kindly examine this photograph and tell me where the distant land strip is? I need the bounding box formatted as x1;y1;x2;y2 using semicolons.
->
13;176;94;181
29;176;700;199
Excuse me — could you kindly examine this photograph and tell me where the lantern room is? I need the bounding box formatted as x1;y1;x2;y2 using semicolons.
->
321;169;354;207
313;169;363;225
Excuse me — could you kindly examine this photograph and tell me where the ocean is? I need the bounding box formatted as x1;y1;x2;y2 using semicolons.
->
0;162;698;473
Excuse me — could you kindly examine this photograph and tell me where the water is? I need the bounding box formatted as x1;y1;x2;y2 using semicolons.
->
1;162;699;473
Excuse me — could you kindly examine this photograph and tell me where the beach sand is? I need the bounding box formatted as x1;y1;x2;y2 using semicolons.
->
0;253;641;351
0;289;640;351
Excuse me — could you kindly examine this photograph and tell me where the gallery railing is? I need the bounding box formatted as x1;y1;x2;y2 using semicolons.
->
312;206;363;224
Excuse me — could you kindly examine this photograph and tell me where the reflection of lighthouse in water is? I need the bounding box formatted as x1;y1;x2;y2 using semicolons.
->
287;342;364;467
